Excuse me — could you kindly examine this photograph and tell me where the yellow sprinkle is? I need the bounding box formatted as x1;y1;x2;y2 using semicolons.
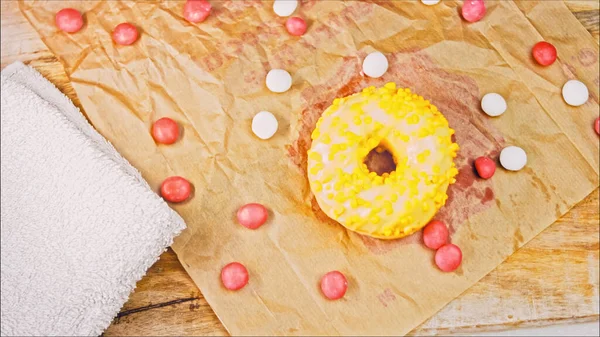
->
383;228;392;236
308;151;322;162
364;116;373;124
333;181;343;191
390;193;398;202
313;181;322;192
311;129;320;140
370;215;381;224
353;117;362;125
432;165;441;174
384;82;396;90
333;205;345;217
322;134;331;144
327;193;334;199
422;202;429;211
350;198;358;208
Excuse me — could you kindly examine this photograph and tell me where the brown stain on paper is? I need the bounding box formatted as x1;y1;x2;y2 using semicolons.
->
288;51;506;254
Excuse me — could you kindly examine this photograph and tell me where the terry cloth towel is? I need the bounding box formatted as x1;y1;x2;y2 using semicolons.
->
0;62;186;336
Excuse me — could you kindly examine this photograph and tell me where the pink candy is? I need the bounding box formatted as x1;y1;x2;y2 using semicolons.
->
55;8;83;33
320;271;348;300
237;203;268;229
184;0;211;23
221;262;249;291
112;23;139;46
435;244;463;272
286;17;307;36
423;220;449;250
462;0;486;23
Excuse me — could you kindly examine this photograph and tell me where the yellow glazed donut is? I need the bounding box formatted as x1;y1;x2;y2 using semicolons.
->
307;83;459;239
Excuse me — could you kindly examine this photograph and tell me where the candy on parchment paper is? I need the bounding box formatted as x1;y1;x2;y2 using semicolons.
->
160;176;192;203
221;262;249;291
273;0;298;17
320;271;348;300
112;23;139;46
266;69;292;93
152;117;179;144
462;0;486;23
474;156;496;179
562;80;589;107
286;17;307;36
362;51;389;78
237;203;269;229
423;220;449;250
435;244;463;272
252;111;279;140
499;146;527;171
481;93;507;117
184;0;211;23
55;8;83;33
532;41;557;66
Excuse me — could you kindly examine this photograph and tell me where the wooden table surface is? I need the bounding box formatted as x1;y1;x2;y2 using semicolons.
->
1;1;598;335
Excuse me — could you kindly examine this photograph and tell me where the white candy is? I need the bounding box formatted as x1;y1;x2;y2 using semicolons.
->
562;80;589;107
362;51;389;78
252;111;278;140
273;0;298;17
266;69;292;93
421;0;441;5
481;93;507;117
499;146;527;171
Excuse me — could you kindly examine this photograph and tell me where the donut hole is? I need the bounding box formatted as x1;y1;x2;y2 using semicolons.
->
364;143;396;176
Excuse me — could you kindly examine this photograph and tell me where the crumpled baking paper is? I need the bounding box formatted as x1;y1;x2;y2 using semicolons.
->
21;0;599;335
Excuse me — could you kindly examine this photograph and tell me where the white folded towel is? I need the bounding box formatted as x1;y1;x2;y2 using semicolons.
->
0;62;186;336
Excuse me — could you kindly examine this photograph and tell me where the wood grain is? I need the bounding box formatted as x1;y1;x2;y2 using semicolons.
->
1;1;598;335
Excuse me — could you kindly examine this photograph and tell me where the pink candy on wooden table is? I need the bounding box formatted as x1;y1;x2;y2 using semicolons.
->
423;220;449;250
160;176;191;203
237;203;268;229
221;262;249;291
286;17;307;36
184;0;211;23
461;0;486;23
55;8;83;33
474;156;496;179
320;271;348;300
112;23;139;46
152;117;179;144
435;244;463;272
532;41;557;66
594;117;600;135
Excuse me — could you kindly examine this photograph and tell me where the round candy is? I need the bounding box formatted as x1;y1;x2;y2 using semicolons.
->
423;220;449;250
237;203;268;229
532;41;557;66
595;117;600;135
421;0;441;5
160;176;191;203
112;23;139;46
362;51;388;78
474;156;496;179
266;69;292;93
320;271;347;300
221;262;249;291
461;0;486;23
562;80;589;107
481;93;507;117
286;17;307;36
499;146;527;171
273;0;298;17
252;111;278;140
55;8;84;33
152;117;179;144
184;0;211;23
435;244;462;272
